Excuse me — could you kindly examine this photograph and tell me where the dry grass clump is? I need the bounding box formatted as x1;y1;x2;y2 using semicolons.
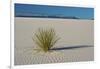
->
32;28;60;52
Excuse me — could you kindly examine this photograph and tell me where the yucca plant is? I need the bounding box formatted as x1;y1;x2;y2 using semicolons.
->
32;28;60;52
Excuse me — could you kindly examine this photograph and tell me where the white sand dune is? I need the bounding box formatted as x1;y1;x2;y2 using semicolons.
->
14;17;94;65
15;46;93;65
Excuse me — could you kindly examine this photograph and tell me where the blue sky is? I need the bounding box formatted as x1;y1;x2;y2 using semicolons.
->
15;3;94;19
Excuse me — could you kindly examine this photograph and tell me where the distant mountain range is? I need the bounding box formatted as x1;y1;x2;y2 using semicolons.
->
15;14;94;20
15;14;81;19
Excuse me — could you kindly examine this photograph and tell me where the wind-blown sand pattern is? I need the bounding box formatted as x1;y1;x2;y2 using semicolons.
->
14;17;94;65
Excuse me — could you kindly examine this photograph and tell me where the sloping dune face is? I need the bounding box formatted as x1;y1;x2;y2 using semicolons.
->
14;17;94;65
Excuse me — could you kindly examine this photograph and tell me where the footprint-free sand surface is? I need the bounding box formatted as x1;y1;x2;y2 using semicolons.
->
14;17;94;65
15;46;93;65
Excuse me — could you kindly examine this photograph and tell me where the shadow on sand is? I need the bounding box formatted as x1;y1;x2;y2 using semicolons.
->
51;45;93;51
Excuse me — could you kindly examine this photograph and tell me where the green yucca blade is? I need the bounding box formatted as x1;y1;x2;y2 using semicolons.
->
32;28;60;52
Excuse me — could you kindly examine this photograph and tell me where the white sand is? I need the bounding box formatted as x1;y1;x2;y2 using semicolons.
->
14;17;94;65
